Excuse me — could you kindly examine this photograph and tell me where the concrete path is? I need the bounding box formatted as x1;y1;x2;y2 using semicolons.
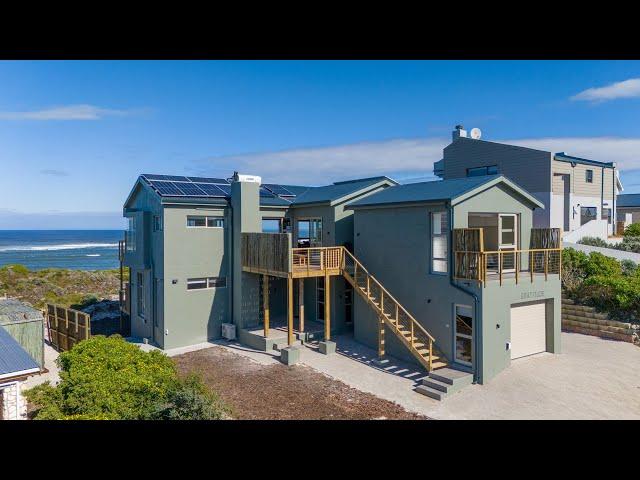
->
23;343;60;389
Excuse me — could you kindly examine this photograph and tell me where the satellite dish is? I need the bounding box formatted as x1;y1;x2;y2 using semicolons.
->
470;128;482;140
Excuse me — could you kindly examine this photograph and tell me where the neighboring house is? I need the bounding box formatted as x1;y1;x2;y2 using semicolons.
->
121;170;562;398
0;299;44;420
121;173;397;350
616;193;640;226
433;126;623;239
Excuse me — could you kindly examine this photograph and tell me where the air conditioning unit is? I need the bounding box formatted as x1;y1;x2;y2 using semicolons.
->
221;323;236;340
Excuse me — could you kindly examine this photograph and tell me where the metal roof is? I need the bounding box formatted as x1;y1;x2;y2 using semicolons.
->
554;152;615;168
0;298;42;325
0;326;39;378
617;193;640;208
291;176;396;206
346;175;544;209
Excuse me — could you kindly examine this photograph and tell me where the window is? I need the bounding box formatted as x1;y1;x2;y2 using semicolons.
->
153;215;163;232
467;165;498;177
262;218;282;233
431;211;448;273
580;206;597;226
126;217;136;252
136;272;145;318
297;218;322;248
186;216;225;228
187;276;227;290
603;208;612;224
586;169;594;183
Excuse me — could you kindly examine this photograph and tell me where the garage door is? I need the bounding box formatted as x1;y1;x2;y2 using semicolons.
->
510;300;546;359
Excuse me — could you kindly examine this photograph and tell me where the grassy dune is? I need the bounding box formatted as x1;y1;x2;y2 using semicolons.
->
0;264;127;310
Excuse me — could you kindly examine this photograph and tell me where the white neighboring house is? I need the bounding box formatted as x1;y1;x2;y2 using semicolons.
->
434;126;624;242
0;326;40;420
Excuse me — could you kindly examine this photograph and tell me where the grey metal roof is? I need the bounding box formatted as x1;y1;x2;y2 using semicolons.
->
0;326;39;378
291;176;396;206
617;193;640;208
346;175;544;209
0;298;42;325
554;152;615;168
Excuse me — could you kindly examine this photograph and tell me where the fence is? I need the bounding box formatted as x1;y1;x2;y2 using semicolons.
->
45;304;91;352
241;232;292;275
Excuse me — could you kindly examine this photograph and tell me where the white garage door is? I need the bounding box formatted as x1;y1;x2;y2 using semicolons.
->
510;300;546;359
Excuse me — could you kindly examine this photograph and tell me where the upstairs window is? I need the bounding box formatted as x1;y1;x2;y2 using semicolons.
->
126;217;136;252
467;165;498;177
431;211;448;274
136;272;145;318
580;206;597;226
262;218;282;233
153;215;163;232
586;169;594;183
187;276;227;290
187;215;225;228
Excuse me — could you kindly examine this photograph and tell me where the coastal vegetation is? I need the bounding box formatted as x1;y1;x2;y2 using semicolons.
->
24;335;229;420
0;264;125;309
578;226;640;253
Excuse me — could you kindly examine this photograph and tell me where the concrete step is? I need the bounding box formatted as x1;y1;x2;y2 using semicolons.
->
428;367;474;388
272;338;302;351
415;384;447;401
421;376;455;393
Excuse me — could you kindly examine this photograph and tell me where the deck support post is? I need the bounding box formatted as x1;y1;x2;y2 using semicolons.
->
298;278;305;333
262;275;270;338
324;273;331;341
378;316;385;358
287;275;294;346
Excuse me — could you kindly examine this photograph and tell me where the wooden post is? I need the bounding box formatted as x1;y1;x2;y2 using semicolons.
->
378;316;385;358
515;252;519;285
287;276;294;346
428;338;433;372
530;251;534;283
324;273;330;341
499;252;503;286
261;275;269;338
298;278;305;333
544;250;548;281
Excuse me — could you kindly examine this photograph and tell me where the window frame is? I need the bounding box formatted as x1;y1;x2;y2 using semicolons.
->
430;210;449;275
466;165;498;177
153;215;163;232
136;272;145;319
186;215;225;228
261;217;283;233
585;169;594;183
126;217;136;252
187;276;227;291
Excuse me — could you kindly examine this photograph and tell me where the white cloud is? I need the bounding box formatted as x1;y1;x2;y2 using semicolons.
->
571;78;640;102
196;136;640;186
40;169;69;177
0;104;144;121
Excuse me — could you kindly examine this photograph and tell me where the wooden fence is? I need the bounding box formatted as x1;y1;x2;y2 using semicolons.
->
45;304;91;352
241;232;291;276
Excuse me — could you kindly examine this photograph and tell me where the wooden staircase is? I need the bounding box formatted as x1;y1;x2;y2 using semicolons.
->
341;248;447;372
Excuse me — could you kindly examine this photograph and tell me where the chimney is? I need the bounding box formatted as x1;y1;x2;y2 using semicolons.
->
452;124;467;141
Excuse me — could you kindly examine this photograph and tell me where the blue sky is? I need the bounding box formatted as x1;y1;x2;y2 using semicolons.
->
2;60;640;229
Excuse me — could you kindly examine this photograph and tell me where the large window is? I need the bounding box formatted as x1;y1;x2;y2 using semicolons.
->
136;272;145;319
126;217;136;252
585;169;594;183
187;276;227;290
186;216;225;228
431;211;448;274
262;218;282;233
580;206;597;226
297;218;322;248
467;165;498;177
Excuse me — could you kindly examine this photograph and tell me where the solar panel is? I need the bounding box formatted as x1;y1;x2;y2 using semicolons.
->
216;184;231;196
150;181;186;196
177;183;207;196
192;183;226;197
187;176;230;185
143;174;190;182
263;184;295;197
259;187;276;197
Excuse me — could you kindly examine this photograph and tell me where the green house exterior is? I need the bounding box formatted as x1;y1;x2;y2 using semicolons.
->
122;171;561;385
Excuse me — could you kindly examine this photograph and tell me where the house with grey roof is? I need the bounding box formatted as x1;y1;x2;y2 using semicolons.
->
434;126;623;240
616;193;640;226
121;168;562;400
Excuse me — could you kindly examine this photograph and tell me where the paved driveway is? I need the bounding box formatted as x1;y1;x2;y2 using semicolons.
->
294;332;640;420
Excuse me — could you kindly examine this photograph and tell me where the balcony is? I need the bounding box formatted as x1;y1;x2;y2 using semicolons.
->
453;227;562;286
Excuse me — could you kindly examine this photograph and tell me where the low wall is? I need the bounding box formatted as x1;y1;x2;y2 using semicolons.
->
563;219;609;243
562;298;638;343
564;242;640;263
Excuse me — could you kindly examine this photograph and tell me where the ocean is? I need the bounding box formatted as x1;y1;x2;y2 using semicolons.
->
0;230;123;271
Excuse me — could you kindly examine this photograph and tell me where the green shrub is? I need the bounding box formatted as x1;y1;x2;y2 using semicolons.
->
1;264;30;275
620;259;639;277
580;274;640;320
623;223;640;238
581;252;622;277
24;336;226;420
150;373;229;420
578;236;609;248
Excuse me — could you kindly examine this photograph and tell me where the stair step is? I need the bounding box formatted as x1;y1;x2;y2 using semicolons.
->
415;384;447;401
421;377;454;393
428;367;473;387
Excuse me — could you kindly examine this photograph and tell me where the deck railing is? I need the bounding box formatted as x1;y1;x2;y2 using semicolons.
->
291;247;343;275
454;248;562;286
241;232;292;275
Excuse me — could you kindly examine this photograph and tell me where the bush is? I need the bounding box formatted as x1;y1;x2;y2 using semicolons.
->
24;336;226;420
621;259;639;277
580;275;640;320
578;236;609;248
623;223;640;238
150;373;229;420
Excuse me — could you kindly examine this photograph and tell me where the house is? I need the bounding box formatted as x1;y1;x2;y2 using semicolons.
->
121;173;397;349
616;193;640;226
121;170;562;398
433;126;623;240
0;299;44;420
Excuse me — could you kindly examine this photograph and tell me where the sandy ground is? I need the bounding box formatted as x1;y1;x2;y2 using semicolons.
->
172;345;427;420
23;342;60;390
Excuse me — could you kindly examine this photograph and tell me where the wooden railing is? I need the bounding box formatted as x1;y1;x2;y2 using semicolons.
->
241;232;292;275
454;248;562;286
341;248;437;371
291;247;343;275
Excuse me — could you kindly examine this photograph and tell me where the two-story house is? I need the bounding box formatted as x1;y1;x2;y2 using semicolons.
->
433;126;623;240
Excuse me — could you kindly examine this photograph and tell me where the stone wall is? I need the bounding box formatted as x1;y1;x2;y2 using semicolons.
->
562;297;639;344
0;381;27;420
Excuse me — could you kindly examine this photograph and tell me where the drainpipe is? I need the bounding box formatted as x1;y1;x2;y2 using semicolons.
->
448;204;482;384
601;166;605;234
228;199;234;328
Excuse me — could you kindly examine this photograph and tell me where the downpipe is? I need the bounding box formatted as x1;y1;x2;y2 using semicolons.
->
448;205;482;384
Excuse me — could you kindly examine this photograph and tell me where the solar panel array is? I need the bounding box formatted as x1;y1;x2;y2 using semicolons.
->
141;174;297;201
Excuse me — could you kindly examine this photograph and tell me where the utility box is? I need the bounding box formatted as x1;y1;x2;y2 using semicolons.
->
221;323;236;340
